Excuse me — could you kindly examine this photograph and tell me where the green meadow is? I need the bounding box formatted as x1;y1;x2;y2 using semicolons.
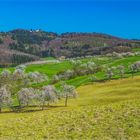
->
26;55;140;87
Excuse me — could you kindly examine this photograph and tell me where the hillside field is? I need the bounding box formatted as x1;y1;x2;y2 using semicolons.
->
0;54;140;139
0;76;140;139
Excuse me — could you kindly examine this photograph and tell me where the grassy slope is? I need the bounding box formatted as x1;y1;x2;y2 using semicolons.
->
0;77;140;139
26;61;72;77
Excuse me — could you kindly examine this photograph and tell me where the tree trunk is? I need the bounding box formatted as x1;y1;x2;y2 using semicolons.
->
26;103;29;107
65;96;68;107
121;74;123;79
132;71;134;78
27;98;30;107
42;101;45;110
17;96;21;107
0;107;1;113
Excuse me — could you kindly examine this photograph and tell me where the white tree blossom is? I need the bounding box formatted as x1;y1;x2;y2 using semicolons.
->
129;61;140;77
0;67;49;111
28;72;48;83
13;69;25;80
16;65;26;71
64;70;74;79
1;70;11;79
61;83;77;107
40;85;58;110
117;65;125;78
51;75;60;84
17;88;34;107
106;68;114;79
131;61;140;72
0;85;12;112
87;61;96;74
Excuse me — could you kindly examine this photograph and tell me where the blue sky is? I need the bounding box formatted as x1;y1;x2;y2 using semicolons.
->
0;0;140;39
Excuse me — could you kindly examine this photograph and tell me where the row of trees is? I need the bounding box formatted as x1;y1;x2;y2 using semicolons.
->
11;53;39;65
89;61;140;83
51;60;100;84
0;65;77;113
51;60;140;84
106;65;125;79
106;51;140;59
106;61;140;80
0;83;76;112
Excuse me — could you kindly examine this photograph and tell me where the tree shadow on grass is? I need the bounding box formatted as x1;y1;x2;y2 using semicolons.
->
0;105;65;114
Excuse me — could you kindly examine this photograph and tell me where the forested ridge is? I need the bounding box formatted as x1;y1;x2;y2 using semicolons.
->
0;29;140;66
